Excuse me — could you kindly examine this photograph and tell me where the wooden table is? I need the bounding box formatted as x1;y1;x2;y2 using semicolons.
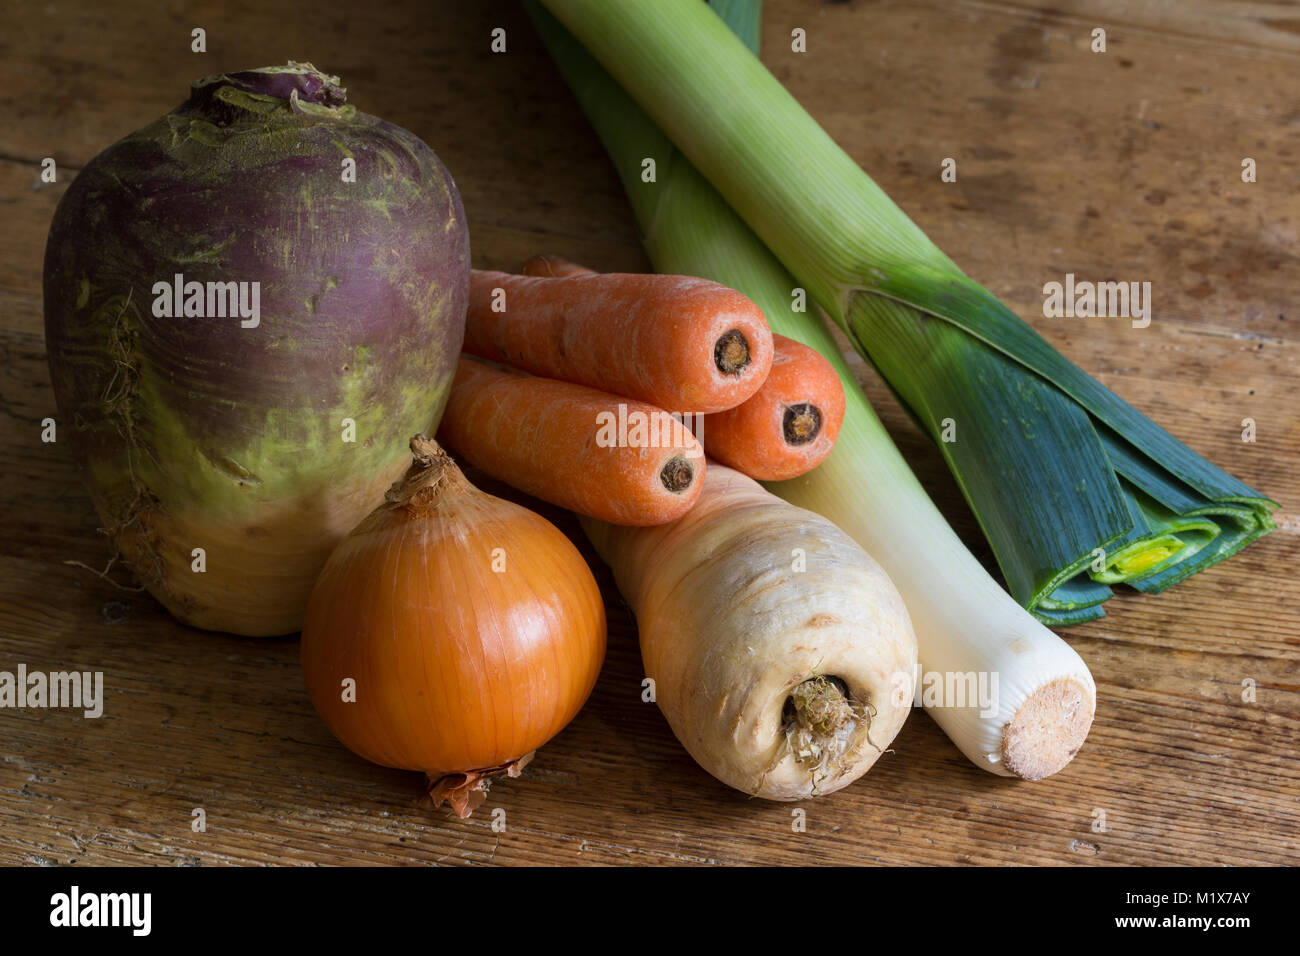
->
1;0;1296;866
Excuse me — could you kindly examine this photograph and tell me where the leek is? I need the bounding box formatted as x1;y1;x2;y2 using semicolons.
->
526;0;1096;778
537;0;1275;624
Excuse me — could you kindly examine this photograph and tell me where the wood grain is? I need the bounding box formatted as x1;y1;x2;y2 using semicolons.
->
0;0;1296;866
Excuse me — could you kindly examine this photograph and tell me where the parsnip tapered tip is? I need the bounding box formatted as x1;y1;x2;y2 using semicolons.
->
1001;677;1094;780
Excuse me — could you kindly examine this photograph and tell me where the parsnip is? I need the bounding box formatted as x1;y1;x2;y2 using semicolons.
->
581;464;916;800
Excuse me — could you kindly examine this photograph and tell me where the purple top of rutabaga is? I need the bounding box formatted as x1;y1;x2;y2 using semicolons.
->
190;62;348;109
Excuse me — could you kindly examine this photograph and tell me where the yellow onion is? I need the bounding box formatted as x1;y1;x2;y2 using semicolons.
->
300;435;605;815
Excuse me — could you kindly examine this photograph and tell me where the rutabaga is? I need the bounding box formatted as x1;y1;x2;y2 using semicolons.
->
582;464;917;800
44;63;469;636
528;0;1096;777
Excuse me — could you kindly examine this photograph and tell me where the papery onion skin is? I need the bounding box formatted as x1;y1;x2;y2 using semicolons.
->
300;441;606;777
43;63;469;636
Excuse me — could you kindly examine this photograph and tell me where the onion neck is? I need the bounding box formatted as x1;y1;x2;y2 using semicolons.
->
383;434;473;515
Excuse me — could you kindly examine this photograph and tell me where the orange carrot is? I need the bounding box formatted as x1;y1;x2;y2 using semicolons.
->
520;254;595;278
437;357;705;526
465;269;773;414
702;334;845;481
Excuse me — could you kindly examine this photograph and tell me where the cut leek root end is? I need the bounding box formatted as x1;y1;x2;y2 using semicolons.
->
1001;677;1094;781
